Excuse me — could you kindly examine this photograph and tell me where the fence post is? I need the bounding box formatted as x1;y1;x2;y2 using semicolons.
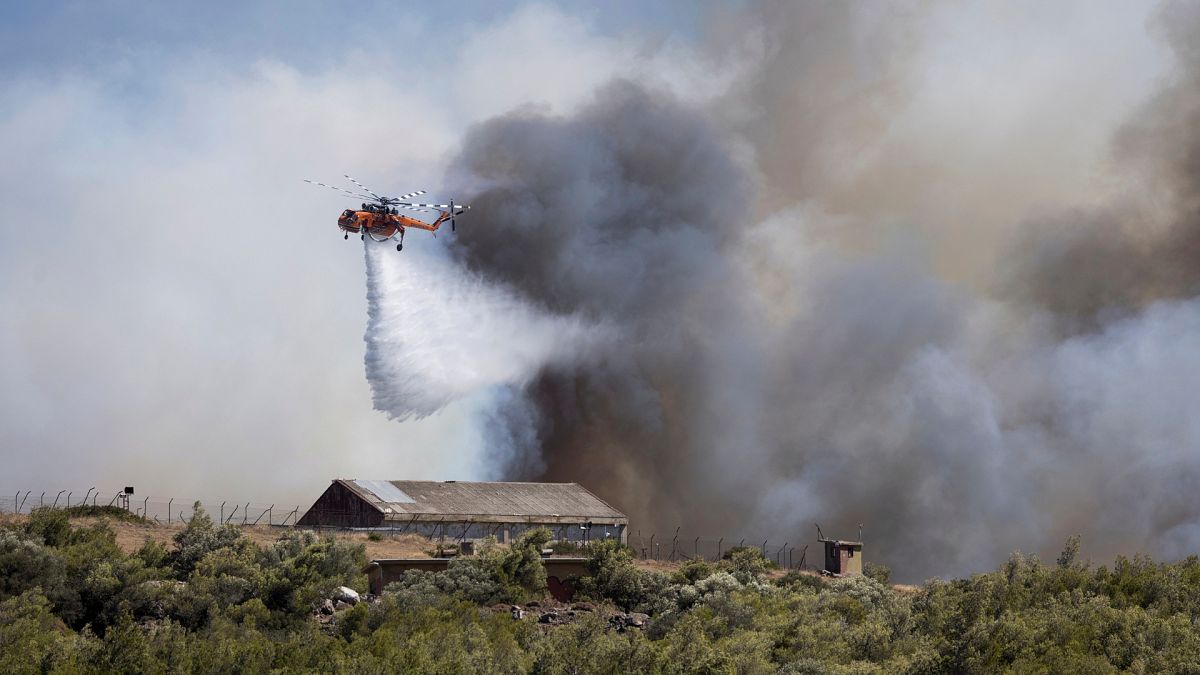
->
220;501;225;523
12;491;16;514
66;491;72;508
168;498;173;524
92;492;97;506
694;536;699;559
226;504;239;524
718;537;723;560
761;540;767;557
253;505;273;526
649;534;656;561
242;502;249;525
84;487;95;508
143;497;149;518
40;491;45;507
52;490;65;509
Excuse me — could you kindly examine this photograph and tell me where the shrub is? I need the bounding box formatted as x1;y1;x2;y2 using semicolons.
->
63;505;147;523
864;561;892;585
719;546;770;583
170;503;243;576
576;539;666;612
24;508;72;547
498;527;552;598
0;530;78;621
672;558;716;585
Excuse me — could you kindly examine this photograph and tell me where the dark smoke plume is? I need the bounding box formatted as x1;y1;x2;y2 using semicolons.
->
432;3;1200;580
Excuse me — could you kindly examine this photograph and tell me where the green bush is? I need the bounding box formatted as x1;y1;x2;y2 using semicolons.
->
64;504;147;523
718;546;771;583
15;512;1200;673
863;561;892;585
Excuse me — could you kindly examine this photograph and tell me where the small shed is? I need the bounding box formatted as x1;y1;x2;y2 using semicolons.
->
819;536;863;576
297;479;628;544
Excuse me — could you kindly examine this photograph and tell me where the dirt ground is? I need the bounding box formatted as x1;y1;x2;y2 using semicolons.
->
0;513;434;560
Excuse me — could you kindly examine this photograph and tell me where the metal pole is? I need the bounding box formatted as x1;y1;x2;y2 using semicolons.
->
168;498;173;524
670;527;679;561
83;487;95;507
253;504;273;526
694;536;699;558
52;490;66;509
762;540;768;557
226;505;239;524
242;502;249;525
143;497;149;518
220;501;225;523
66;491;72;508
12;491;16;514
92;492;97;506
108;493;118;507
718;537;723;560
40;491;46;507
649;534;655;560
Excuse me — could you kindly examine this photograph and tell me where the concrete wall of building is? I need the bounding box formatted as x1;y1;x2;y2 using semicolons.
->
369;520;626;544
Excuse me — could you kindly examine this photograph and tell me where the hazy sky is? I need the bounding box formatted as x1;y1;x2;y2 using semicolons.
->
0;1;726;505
1;1;1189;578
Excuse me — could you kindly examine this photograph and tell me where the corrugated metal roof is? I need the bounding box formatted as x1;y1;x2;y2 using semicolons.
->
353;479;415;504
336;479;626;522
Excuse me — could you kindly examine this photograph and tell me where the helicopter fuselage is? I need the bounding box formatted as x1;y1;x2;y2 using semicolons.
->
338;207;448;239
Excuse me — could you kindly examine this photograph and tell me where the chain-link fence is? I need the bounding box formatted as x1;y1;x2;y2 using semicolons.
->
628;530;811;570
0;489;303;527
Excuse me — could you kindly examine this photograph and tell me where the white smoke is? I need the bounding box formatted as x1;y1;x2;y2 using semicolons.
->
362;241;613;420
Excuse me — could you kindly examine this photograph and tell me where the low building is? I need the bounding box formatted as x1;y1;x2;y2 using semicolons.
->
297;479;628;543
819;536;863;576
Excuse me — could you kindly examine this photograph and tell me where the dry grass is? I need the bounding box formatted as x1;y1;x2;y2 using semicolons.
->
0;513;433;559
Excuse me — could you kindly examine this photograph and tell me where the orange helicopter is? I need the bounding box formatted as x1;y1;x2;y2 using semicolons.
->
305;175;470;251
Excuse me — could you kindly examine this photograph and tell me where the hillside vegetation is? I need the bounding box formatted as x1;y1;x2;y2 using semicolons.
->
3;509;1200;673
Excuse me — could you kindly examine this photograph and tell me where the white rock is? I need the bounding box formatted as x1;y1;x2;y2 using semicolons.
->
333;586;360;604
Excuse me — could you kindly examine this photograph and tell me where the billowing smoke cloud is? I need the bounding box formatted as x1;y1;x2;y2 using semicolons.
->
375;3;1200;580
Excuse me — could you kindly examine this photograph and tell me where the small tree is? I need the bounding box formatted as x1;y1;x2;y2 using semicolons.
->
863;562;891;585
1057;534;1082;569
499;527;552;598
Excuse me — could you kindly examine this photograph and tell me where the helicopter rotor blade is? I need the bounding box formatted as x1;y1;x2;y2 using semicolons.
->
343;174;383;201
304;179;375;201
397;189;427;200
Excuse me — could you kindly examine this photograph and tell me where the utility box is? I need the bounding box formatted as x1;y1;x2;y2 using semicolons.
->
819;537;863;576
